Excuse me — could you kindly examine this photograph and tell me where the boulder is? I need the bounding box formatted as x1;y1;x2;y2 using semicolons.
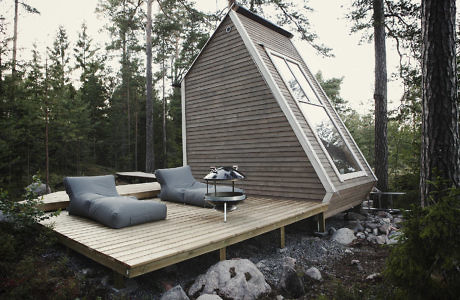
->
356;232;366;239
353;221;364;233
279;264;305;298
305;267;322;281
345;212;367;221
282;257;296;269
188;259;271;300
351;260;363;271
375;235;387;245
196;295;223;300
387;231;402;245
393;217;403;227
378;223;390;235
328;227;337;235
160;285;189;300
365;222;379;230
366;234;376;243
331;228;356;245
377;211;391;218
366;273;382;281
382;217;392;224
26;182;51;196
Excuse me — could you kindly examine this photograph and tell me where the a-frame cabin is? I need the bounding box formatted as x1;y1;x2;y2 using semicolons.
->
181;4;377;218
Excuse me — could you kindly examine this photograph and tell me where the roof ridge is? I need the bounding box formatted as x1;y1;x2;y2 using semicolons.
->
233;4;293;39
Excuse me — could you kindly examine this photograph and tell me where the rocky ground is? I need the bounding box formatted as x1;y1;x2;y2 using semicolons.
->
48;206;402;299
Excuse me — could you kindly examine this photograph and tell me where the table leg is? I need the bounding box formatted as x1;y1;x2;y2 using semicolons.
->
224;202;227;223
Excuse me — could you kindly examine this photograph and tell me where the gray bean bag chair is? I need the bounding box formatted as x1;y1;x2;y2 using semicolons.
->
155;166;243;207
64;175;166;229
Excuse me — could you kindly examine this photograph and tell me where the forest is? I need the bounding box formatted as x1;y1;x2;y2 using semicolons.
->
1;0;460;298
0;0;426;202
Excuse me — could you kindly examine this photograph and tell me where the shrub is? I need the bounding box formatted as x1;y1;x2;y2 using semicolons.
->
0;176;77;299
384;184;460;299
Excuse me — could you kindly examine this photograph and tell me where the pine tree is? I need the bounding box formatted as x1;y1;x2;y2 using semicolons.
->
420;0;459;205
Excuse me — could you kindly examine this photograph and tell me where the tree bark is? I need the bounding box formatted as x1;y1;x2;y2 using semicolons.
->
162;44;167;168
12;0;18;75
45;58;49;193
420;0;459;206
145;0;155;172
373;0;388;192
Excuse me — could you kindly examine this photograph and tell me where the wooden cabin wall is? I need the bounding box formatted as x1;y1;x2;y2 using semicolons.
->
325;181;375;218
184;16;326;201
237;12;376;193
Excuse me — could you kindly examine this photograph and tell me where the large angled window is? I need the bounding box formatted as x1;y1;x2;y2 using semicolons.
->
268;50;365;180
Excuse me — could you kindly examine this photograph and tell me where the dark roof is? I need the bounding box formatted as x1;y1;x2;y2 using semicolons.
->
234;5;293;39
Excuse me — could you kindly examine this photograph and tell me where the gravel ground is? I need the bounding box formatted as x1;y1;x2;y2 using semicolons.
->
54;209;395;299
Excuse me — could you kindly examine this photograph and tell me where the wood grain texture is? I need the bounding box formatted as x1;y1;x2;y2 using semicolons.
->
41;196;327;278
325;181;375;218
238;12;376;192
184;15;325;201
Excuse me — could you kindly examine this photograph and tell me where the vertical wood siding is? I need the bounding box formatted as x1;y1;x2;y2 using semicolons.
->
237;13;376;192
184;16;325;201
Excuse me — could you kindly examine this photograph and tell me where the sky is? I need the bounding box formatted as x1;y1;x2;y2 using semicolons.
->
2;0;410;113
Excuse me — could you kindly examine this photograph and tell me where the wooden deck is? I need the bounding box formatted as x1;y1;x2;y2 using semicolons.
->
37;182;161;212
41;192;327;278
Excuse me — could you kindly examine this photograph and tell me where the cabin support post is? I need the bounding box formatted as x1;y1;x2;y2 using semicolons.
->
317;212;326;233
113;272;126;289
280;226;286;248
220;247;226;261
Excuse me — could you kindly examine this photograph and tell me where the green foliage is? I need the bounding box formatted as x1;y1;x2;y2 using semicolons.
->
238;0;332;56
315;71;351;118
384;184;460;299
0;179;82;299
0;175;59;228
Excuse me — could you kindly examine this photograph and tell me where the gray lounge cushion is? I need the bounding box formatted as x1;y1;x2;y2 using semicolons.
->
89;196;167;229
64;175;167;229
155;166;243;207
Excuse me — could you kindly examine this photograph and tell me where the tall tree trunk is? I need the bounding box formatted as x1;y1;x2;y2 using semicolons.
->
420;0;459;206
12;0;18;75
127;74;131;168
373;0;388;192
162;48;167;168
145;0;155;172
135;93;138;171
45;58;49;193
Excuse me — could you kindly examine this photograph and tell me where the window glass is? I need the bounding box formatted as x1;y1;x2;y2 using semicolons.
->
268;50;362;176
270;54;309;103
299;103;360;174
286;61;321;105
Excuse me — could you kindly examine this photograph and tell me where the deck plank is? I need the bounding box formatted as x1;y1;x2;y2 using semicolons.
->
41;188;327;278
37;182;161;212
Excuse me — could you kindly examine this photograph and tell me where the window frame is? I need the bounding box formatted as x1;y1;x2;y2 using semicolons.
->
266;48;367;181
